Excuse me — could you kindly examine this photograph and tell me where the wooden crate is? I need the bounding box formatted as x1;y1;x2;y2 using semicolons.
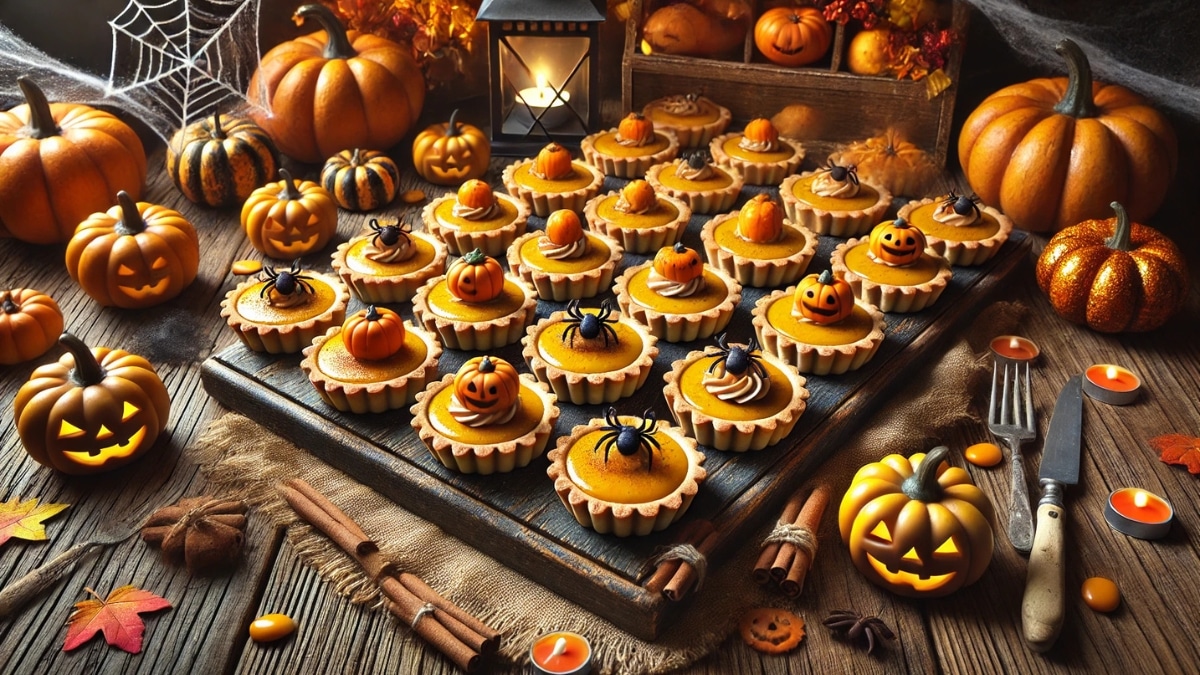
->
621;0;969;167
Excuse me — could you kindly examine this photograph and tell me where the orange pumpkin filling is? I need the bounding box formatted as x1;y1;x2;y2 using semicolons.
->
427;383;545;444
314;331;429;384
656;163;734;191
904;202;1003;241
535;317;645;374
844;242;941;285
518;235;612;274
712;217;808;260
626;267;728;314
595;195;680;229
790;173;881;211
234;278;338;325
512;161;598;192
425;278;528;321
590;131;672;158
432;197;521;232
342;236;438;276
766;299;876;346
565;429;689;503
678;355;793;422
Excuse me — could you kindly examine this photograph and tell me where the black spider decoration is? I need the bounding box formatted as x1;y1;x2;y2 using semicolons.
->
941;191;982;218
369;218;413;248
686;151;711;171
824;160;859;186
594;407;662;471
706;333;768;379
560;300;620;347
259;260;315;298
822;610;896;655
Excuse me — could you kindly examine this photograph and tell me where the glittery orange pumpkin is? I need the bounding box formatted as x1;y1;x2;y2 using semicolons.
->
456;179;495;210
453;355;520;414
618;112;654;143
534;143;573;180
342;305;405;361
653;242;704;283
868;218;926;266
447;249;505;303
545;210;584;246
736;193;784;243
619;180;657;212
793;270;854;324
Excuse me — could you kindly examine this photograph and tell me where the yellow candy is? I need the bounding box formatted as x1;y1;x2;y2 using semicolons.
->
1081;577;1120;613
964;442;1002;467
232;259;263;276
249;613;297;642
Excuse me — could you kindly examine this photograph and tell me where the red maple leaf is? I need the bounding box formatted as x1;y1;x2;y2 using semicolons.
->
63;585;171;654
1149;434;1200;475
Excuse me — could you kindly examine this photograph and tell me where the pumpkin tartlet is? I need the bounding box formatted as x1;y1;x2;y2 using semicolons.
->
583;179;692;255
331;219;448;304
300;307;441;414
507;210;623;302
580;112;680;178
752;271;887;375
641;93;732;148
897;194;1013;266
700;193;817;288
421;179;530;257
780;162;892;237
411;249;538;351
522;301;659;405
546;408;706;537
221;264;349;354
709;118;805;186
615;243;742;343
502;142;604;217
830;219;953;313
645;154;744;215
411;356;559;475
663;335;809;452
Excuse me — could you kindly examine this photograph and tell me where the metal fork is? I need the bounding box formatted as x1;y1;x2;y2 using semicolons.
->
988;360;1037;553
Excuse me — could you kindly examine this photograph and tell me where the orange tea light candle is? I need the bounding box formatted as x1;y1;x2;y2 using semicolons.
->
531;631;592;675
990;335;1040;363
1083;364;1142;405
1104;488;1173;539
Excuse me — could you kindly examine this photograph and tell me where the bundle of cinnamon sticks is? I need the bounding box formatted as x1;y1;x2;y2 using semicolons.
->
753;484;832;598
641;519;719;602
279;479;500;673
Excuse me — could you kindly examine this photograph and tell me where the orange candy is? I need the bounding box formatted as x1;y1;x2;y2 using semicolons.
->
249;613;297;642
964;442;1002;467
1081;577;1120;613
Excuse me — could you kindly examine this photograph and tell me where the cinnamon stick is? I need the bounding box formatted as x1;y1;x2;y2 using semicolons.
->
779;483;832;598
397;572;501;654
642;520;705;594
379;577;479;672
753;487;810;584
663;525;720;602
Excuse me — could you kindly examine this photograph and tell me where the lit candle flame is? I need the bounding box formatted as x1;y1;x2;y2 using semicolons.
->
548;637;567;660
536;72;549;90
1133;490;1148;508
1009;337;1020;350
1106;365;1119;381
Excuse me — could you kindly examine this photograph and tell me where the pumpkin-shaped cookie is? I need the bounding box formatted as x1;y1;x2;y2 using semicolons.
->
868;218;925;266
0;289;64;365
447;249;505;303
320;149;400;212
342;305;405;361
736;193;784;243
166;110;279;207
653;242;704;284
241;168;338;259
453;355;520;415
412;109;491;185
793;270;854;324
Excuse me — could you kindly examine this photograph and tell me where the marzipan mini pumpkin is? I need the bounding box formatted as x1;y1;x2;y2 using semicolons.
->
342;305;405;361
241;168;338;259
66;191;201;309
653;242;704;284
545;210;584;246
456;179;495;210
166;110;279;207
868;218;925;266
412;109;491;186
619;180;657;213
1;289;64;365
447;249;505;303
736;193;784;244
617;112;654;144
754;6;831;67
320;148;400;212
453;355;520;415
793;270;854;324
14;332;171;475
743;118;780;146
534;143;573;180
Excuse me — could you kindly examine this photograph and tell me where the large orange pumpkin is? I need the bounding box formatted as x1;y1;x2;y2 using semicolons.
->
958;39;1177;233
247;3;425;163
0;76;147;244
754;7;831;68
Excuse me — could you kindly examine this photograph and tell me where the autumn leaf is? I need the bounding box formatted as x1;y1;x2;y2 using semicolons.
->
0;496;69;547
63;585;172;654
1149;434;1200;475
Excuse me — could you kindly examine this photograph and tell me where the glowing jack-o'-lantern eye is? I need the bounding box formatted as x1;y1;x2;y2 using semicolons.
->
118;264;137;275
150;258;168;270
902;547;921;562
122;401;140;420
870;521;892;542
934;537;959;555
59;420;87;439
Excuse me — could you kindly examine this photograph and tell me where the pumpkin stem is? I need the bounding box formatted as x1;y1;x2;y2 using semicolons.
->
462;248;486;265
59;332;106;387
114;191;147;236
478;355;495;373
2;292;17;314
1104;201;1133;252
1052;39;1098;118
295;4;356;60
364;305;380;321
278;168;303;200
446;109;462;137
817;269;834;285
901;446;950;503
350;148;362;165
16;76;59;139
210;108;226;140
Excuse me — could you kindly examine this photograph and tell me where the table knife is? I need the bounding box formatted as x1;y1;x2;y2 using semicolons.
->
1021;374;1083;652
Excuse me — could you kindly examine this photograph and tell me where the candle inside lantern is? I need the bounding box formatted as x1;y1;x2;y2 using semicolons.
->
1083;364;1142;405
1104;487;1173;539
531;631;591;674
989;335;1039;363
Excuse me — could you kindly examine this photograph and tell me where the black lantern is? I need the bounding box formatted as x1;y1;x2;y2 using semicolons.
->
476;0;604;155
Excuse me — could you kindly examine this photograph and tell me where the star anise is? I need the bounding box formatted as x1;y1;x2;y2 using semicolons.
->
823;609;896;655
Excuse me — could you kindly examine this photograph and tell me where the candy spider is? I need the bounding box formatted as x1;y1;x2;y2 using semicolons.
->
706;333;768;379
822;609;896;655
824;159;859;186
369;218;413;249
594;407;661;471
941;191;982;218
560;300;620;347
685;151;711;171
259;260;315;298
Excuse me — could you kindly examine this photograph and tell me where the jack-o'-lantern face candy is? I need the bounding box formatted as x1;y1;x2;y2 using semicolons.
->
868;217;926;266
793;270;854;324
446;249;505;303
453;356;520;414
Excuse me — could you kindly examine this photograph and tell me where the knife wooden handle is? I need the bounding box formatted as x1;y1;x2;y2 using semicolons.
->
1022;501;1066;652
0;542;97;619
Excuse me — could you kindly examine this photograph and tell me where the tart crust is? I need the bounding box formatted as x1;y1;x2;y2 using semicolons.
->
779;171;893;237
700;212;818;288
300;321;442;414
506;230;624;302
645;159;743;215
897;197;1014;266
501;158;605;217
830;238;953;313
613;263;742;343
582;191;692;255
521;308;659;405
580;129;680;178
420;191;530;257
411;274;538;350
663;347;809;452
546;415;706;537
752;290;886;375
641;95;732;148
330;230;448;304
221;271;350;354
411;373;559;475
709;132;805;186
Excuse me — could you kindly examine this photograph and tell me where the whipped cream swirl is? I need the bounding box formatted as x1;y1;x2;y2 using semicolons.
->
449;394;518;428
677;160;715;181
365;237;415;264
615;192;653;215
452;199;501;221
933;201;980;227
702;362;771;403
659;94;702;116
738;136;778;153
267;287;308;309
810;170;861;198
616;130;654;147
538;234;587;259
647;268;703;297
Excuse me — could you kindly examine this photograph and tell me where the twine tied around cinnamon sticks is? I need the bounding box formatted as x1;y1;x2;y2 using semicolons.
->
640;520;719;602
278;478;500;673
753;484;832;597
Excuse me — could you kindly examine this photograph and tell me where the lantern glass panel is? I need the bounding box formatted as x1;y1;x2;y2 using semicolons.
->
499;35;591;137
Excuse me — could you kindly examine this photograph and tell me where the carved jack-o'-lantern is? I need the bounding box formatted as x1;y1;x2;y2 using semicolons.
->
446;249;505;303
793;270;854;324
14;332;171;475
868;217;926;266
412;109;491;186
839;446;995;598
453;355;520;414
241;168;338;259
653;242;704;284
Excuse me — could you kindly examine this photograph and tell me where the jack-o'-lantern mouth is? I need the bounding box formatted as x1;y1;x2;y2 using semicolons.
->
433;165;472;179
802;303;839;317
773;43;805;56
118;276;171;296
462;394;503;410
881;245;916;259
62;425;148;467
866;552;955;591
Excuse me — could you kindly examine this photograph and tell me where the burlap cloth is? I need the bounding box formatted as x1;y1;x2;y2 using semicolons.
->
192;301;1026;674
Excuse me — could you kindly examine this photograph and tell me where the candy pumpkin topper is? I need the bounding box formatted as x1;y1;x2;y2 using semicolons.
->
453;355;521;417
341;306;406;361
447;249;505;303
653;242;704;285
736;193;785;244
868;218;926;266
793;270;855;325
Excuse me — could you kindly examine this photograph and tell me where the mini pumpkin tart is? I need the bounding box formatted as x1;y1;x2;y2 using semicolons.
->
751;270;887;375
502;142;605;217
580;112;680;178
507;210;623;302
663;334;809;452
700;193;817;288
583;179;692;254
641;93;732;148
221;261;350;354
645;153;744;215
411;355;559;474
331;218;448;304
780;160;893;237
829;218;953;313
546;408;706;537
411;249;538;351
709;118;805;186
421;178;530;257
896;192;1014;266
614;242;742;342
300;306;442;414
522;300;659;405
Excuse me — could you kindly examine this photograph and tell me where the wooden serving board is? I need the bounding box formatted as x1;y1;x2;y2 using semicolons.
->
201;194;1028;640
